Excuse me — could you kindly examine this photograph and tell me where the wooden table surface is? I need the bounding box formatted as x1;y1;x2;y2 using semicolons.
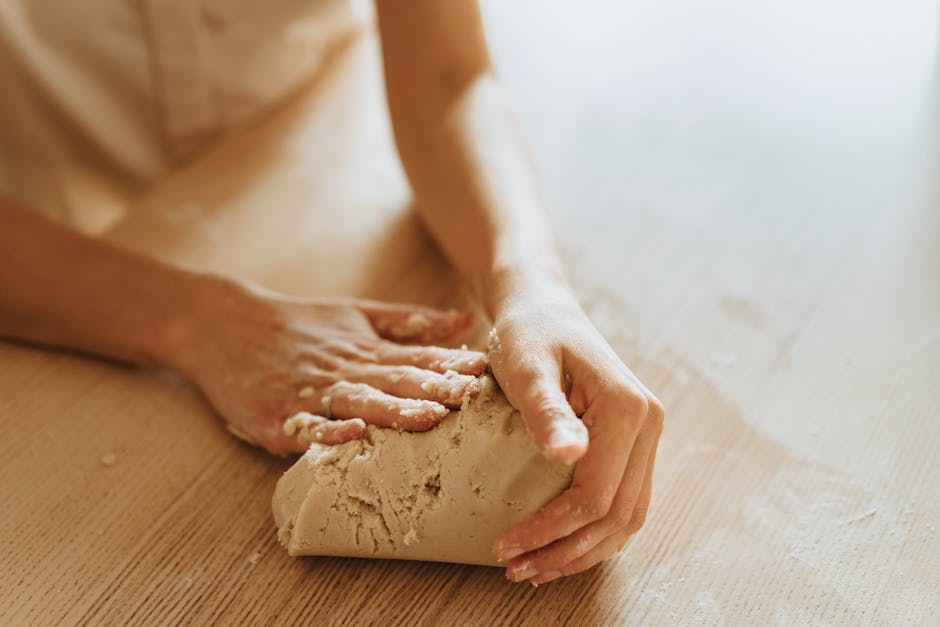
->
3;1;939;624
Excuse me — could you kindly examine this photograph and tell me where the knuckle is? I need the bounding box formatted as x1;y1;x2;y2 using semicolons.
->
646;397;665;432
580;503;606;522
575;486;616;522
618;387;648;417
530;394;570;420
568;534;595;562
647;395;665;419
299;363;334;383
353;338;380;358
627;506;649;534
562;555;602;577
525;545;567;573
610;508;634;530
315;354;344;372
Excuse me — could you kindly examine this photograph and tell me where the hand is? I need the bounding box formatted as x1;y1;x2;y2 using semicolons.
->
488;286;664;585
169;279;487;455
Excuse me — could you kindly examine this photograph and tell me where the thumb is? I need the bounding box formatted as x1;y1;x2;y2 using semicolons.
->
497;357;589;465
358;300;474;344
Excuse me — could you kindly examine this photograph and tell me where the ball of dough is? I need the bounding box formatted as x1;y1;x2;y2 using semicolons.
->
272;376;573;566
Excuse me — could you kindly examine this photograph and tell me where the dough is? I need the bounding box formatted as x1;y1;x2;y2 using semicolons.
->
272;376;573;566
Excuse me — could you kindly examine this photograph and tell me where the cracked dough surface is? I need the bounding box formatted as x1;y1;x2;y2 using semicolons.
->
272;376;573;566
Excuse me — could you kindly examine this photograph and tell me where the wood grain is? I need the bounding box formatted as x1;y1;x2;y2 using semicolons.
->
2;1;939;624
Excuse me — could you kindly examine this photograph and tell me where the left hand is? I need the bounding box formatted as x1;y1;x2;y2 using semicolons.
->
488;286;664;585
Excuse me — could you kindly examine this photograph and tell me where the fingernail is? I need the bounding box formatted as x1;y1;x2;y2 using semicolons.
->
509;566;539;582
535;570;562;584
547;421;588;450
495;546;524;561
406;312;432;330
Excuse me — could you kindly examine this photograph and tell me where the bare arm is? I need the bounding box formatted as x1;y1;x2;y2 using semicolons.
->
377;0;664;584
375;0;562;318
0;196;487;452
0;196;199;367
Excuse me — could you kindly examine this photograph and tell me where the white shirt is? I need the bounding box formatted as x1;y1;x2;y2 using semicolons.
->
0;0;361;233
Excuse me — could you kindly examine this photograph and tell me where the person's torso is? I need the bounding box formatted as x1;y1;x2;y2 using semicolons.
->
0;0;361;233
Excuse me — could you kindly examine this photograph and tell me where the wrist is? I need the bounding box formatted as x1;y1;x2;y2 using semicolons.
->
146;270;245;377
484;256;577;322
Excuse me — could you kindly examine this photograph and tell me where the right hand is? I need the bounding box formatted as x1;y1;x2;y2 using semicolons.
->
168;279;487;455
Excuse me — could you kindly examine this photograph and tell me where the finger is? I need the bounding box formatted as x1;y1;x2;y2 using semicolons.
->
530;469;657;585
308;419;367;445
523;422;660;585
228;422;307;457
629;428;659;535
227;423;258;447
376;342;488;376
358;301;474;343
282;412;368;447
498;356;588;464
528;529;632;586
341;363;481;407
492;390;645;561
232;416;363;457
324;382;449;430
506;426;657;580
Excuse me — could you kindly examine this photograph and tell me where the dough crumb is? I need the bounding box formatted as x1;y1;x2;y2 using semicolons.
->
399;312;431;335
100;452;117;467
247;551;261;566
420;370;469;404
440;354;478;372
400;403;448;419
487;328;503;368
284;412;329;443
297;386;315;398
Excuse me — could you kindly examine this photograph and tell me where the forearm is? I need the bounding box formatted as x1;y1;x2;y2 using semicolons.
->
0;196;217;370
377;0;571;319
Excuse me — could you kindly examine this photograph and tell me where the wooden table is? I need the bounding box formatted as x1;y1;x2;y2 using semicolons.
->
3;1;938;624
